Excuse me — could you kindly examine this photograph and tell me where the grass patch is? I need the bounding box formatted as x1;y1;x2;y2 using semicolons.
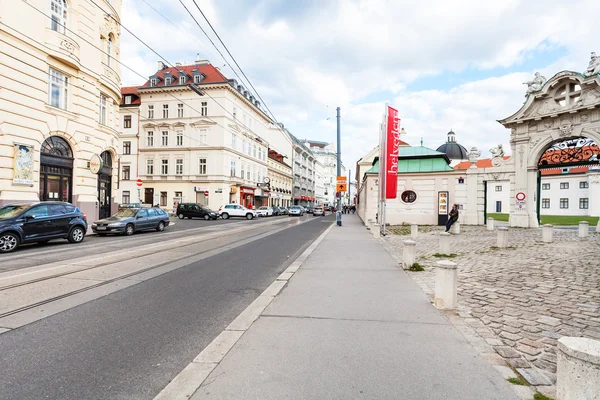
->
433;253;458;258
533;393;553;400
408;263;425;271
540;215;599;226
487;213;510;222
507;377;526;386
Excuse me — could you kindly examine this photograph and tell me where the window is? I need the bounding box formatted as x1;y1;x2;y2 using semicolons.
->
176;159;183;175
175;191;182;198
542;198;550;209
107;36;112;68
165;77;172;85
580;198;589;209
124;115;132;128
241;163;245;179
258;147;262;160
247;168;250;180
495;186;502;192
49;68;68;109
176;131;183;146
179;76;186;85
199;129;207;144
230;160;236;177
150;78;157;87
401;190;417;203
160;192;167;207
122;165;130;180
560;182;569;189
146;159;154;175
161;159;169;175
163;104;169;118
560;198;569;209
542;183;550;190
50;0;67;34
198;158;207;175
99;94;107;125
178;103;184;118
201;101;207;116
194;74;201;84
148;105;154;119
124;95;132;105
147;131;154;147
233;106;237;120
253;145;257;158
554;82;581;107
162;131;169;146
122;191;130;204
231;133;237;149
123;141;131;154
580;181;589;189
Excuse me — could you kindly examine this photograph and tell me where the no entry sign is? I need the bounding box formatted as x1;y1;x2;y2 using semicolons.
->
136;178;143;187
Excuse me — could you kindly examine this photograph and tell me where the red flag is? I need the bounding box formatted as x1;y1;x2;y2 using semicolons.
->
385;106;400;199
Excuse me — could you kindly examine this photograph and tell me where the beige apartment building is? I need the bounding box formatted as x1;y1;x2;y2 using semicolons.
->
119;60;281;212
267;149;293;207
0;0;122;220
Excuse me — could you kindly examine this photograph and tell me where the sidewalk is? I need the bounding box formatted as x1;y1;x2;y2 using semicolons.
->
190;216;519;400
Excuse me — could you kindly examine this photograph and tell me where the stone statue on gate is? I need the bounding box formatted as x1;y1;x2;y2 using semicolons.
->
490;144;505;158
584;52;600;76
523;72;547;97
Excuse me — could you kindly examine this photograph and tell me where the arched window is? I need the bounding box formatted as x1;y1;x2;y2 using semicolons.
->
107;35;113;67
101;150;112;168
41;135;73;158
50;0;68;34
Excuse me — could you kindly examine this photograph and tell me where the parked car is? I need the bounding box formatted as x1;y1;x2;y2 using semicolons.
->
279;207;288;215
92;207;170;236
176;203;218;220
288;206;304;216
305;206;315;214
313;207;325;216
218;204;257;220
256;206;274;217
272;207;282;216
0;202;87;253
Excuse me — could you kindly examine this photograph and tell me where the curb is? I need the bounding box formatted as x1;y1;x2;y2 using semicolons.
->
153;221;336;400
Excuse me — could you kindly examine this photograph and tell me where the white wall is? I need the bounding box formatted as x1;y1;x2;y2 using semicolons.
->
539;174;591;216
486;181;510;214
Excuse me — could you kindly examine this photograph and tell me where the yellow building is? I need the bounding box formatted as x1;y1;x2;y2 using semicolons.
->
267;150;293;207
0;0;122;220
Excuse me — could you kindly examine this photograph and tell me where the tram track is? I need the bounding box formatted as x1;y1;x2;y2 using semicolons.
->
0;216;317;322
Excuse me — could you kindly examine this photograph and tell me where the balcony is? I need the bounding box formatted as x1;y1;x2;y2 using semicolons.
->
44;28;81;69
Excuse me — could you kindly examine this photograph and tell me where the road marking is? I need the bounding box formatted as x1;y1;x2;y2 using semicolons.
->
153;221;336;400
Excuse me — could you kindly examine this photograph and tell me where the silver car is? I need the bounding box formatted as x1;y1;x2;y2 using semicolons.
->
92;207;170;236
288;206;304;216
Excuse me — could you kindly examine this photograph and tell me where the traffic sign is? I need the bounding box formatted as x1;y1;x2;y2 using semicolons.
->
336;183;347;192
204;190;209;197
136;178;143;187
337;176;347;183
516;192;526;201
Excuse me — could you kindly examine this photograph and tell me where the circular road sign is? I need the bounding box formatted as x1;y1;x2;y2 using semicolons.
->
136;178;143;187
516;192;526;201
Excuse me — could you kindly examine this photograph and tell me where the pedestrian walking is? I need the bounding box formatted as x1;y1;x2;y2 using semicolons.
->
445;204;459;232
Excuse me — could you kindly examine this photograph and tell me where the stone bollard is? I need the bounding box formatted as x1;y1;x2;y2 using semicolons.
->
596;219;600;233
372;224;380;238
402;240;416;270
487;218;494;231
542;224;553;243
366;219;372;230
450;221;460;234
434;260;457;310
411;224;418;239
579;221;589;238
497;227;508;248
439;232;451;255
556;337;600;400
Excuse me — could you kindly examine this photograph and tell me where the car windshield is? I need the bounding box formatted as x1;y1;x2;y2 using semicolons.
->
290;206;301;209
0;204;30;220
113;208;138;218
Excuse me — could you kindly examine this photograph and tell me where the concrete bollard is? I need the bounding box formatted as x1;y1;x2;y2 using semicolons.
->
556;337;600;400
579;221;589;238
402;240;416;270
366;219;372;230
450;221;460;234
439;232;451;255
542;224;553;243
487;218;494;231
596;219;600;233
372;224;380;238
411;224;418;239
497;227;508;248
434;260;458;310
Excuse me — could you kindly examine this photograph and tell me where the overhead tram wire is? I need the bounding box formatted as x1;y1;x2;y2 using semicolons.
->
86;0;268;140
19;0;267;152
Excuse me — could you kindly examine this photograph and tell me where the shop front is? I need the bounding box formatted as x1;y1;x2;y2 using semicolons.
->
254;188;270;207
239;186;255;208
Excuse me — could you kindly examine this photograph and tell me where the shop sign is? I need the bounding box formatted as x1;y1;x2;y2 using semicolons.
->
90;154;103;174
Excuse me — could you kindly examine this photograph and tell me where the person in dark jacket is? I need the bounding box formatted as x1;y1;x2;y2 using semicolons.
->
445;204;459;232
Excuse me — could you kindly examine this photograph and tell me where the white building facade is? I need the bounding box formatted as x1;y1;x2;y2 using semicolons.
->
304;141;346;206
1;0;123;220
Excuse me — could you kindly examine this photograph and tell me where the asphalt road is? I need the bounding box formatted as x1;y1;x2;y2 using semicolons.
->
0;214;335;400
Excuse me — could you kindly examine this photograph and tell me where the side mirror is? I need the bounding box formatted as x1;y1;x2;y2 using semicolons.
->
25;215;35;221
136;215;143;219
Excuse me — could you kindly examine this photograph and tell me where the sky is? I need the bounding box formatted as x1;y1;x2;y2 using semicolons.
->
119;0;598;175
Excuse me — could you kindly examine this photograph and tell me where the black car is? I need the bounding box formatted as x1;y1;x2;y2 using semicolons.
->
176;203;219;220
92;207;170;235
0;202;88;253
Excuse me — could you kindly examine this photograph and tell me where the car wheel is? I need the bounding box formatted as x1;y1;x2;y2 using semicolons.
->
124;223;134;236
0;232;20;253
246;213;253;220
156;221;165;232
68;226;85;244
222;213;229;219
204;215;210;220
178;213;184;219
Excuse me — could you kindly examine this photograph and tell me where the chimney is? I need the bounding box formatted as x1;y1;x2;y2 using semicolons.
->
195;59;209;65
157;60;163;70
175;62;182;67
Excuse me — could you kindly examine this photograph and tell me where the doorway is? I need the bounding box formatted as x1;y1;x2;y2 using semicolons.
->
144;188;154;204
39;136;73;202
98;151;113;219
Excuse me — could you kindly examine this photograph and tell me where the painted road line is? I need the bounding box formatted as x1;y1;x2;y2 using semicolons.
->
153;221;336;400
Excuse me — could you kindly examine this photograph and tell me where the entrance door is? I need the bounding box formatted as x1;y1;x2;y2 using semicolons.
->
39;136;73;203
144;188;154;204
98;151;113;220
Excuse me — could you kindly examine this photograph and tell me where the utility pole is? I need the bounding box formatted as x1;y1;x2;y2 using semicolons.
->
336;107;342;225
348;169;351;207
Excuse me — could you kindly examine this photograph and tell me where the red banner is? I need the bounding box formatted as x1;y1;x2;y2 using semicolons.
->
385;106;400;199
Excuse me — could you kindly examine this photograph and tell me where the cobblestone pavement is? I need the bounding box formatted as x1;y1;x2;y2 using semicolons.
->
380;224;600;399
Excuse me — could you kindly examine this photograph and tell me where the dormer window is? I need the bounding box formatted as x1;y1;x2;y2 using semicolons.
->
125;95;132;105
165;77;172;85
194;74;202;84
150;78;157;87
179;75;186;85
